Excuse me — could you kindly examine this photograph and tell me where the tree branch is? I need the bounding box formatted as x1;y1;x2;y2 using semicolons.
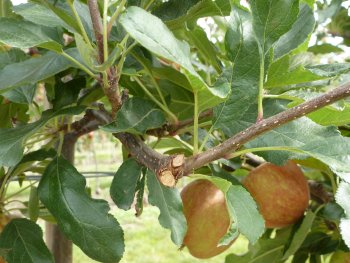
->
147;109;213;136
62;106;183;187
184;81;350;174
87;0;122;116
87;0;104;64
60;82;350;187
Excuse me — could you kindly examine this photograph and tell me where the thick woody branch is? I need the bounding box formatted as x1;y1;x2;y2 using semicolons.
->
184;81;350;174
58;107;109;139
114;133;184;186
64;107;183;186
59;82;350;187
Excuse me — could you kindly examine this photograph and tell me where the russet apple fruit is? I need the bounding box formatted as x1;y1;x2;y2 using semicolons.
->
242;161;309;228
181;179;235;259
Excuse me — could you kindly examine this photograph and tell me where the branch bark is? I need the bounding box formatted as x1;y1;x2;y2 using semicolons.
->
87;0;104;64
68;82;350;186
87;0;122;115
184;81;350;174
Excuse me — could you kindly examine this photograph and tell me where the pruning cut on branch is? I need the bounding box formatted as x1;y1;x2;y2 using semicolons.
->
1;1;350;263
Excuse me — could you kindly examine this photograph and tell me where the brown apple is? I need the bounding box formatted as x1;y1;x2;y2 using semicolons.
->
242;161;309;228
181;179;235;259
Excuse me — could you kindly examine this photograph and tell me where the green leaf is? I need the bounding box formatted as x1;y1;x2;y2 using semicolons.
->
110;158;142;210
197;66;232;111
0;0;14;17
317;0;342;23
101;98;166;135
223;8;260;118
194;175;265;245
2;84;36;104
165;0;231;30
18;149;57;166
13;3;73;30
0;106;85;167
308;43;343;54
29;186;40;222
152;0;200;21
279;89;350;126
146;170;187;246
226;185;265;244
0;48;27;70
184;26;222;73
38;156;125;262
250;0;299;54
120;6;229;111
265;55;329;88
0;218;54;263
30;0;81;33
0;48;80;93
225;228;292;263
213;86;257;135
74;33;96;68
0;102;29;128
307;63;350;77
52;77;85;110
120;7;197;79
336;182;350;249
152;66;192;91
273;3;315;59
0;17;62;51
282;211;316;259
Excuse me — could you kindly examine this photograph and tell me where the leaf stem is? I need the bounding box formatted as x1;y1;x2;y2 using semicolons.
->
4;181;37;201
133;77;178;123
103;0;109;61
177;120;212;134
325;171;337;194
193;91;199;154
144;0;155;10
61;51;96;79
117;37;135;72
199;125;214;152
257;52;265;122
67;1;93;50
131;51;167;106
107;0;127;35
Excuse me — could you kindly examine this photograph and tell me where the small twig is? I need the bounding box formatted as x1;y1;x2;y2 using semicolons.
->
88;0;122;116
107;0;127;36
88;0;104;64
68;0;93;50
184;81;350;174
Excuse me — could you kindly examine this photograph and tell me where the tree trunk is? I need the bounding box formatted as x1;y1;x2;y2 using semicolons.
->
45;134;77;263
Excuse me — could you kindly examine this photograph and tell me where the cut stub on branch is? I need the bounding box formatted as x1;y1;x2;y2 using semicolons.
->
157;154;185;187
